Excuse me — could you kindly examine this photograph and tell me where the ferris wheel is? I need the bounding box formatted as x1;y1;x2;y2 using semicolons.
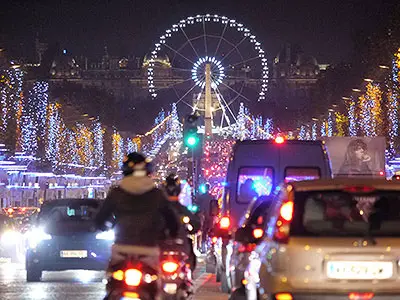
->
145;14;268;132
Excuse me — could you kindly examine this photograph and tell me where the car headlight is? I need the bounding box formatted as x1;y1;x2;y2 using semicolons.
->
1;230;22;245
96;230;115;241
27;227;52;248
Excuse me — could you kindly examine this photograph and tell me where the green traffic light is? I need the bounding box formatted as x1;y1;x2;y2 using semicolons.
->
185;135;199;147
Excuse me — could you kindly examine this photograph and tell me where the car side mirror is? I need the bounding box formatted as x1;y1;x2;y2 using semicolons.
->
210;200;219;217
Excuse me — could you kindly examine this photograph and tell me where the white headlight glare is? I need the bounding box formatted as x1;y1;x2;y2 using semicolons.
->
1;230;22;245
96;230;115;241
28;227;52;249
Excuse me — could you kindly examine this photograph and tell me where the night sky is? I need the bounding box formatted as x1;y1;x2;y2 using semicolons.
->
1;0;397;64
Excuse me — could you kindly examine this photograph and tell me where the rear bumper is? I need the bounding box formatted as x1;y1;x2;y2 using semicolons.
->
280;294;400;300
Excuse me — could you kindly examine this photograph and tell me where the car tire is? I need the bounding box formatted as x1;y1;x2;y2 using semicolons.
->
220;271;230;293
26;267;42;282
229;286;246;300
216;265;221;282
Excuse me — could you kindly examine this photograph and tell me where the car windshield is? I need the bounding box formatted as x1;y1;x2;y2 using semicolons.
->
37;200;101;233
291;190;400;237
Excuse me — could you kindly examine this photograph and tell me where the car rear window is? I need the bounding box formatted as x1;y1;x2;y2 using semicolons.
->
290;190;400;237
237;167;273;204
285;167;320;182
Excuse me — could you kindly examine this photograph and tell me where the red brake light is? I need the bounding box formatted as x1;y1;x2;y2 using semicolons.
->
379;171;384;176
274;201;294;244
220;216;230;229
124;269;142;286
275;292;293;300
211;236;218;244
275;136;285;144
162;261;179;273
344;186;375;193
252;228;264;239
238;243;256;253
348;292;374;300
280;202;294;222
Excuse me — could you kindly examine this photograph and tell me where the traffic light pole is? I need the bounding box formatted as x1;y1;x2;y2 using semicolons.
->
204;63;213;138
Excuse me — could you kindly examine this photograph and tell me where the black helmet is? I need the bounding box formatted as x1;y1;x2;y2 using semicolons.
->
121;152;153;176
163;173;182;197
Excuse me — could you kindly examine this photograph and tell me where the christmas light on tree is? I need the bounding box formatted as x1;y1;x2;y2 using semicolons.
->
168;103;182;140
335;111;348;137
112;131;124;170
311;119;318;140
359;83;382;136
263;118;273;139
320;119;327;137
298;125;306;140
388;49;400;156
327;110;334;137
233;103;248;140
347;97;357;136
93;121;105;169
45;103;62;166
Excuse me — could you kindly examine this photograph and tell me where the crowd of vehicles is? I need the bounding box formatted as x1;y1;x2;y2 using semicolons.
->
203;136;400;300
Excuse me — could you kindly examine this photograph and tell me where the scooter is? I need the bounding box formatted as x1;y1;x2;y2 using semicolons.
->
105;253;161;300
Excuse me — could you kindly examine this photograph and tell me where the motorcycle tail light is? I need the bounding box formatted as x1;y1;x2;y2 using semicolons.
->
124;269;142;286
220;216;230;229
162;261;179;273
112;270;124;281
211;236;218;244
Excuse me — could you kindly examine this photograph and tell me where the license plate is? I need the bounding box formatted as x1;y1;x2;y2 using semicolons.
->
326;261;393;280
60;250;88;258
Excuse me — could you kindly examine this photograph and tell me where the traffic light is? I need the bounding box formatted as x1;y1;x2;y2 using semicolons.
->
184;114;200;148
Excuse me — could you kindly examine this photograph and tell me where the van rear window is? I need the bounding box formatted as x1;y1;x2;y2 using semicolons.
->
291;191;400;237
285;168;320;182
237;167;273;204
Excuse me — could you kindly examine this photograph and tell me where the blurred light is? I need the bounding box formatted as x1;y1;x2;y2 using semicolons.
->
96;230;115;241
125;269;142;286
275;136;285;144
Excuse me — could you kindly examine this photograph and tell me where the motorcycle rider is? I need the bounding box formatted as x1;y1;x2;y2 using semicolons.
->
95;152;180;273
162;173;201;271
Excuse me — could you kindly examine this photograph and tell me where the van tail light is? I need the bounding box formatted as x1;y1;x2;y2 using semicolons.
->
220;216;231;229
273;201;294;244
124;269;142;286
275;136;285;144
348;292;374;300
238;243;257;253
252;228;264;239
275;292;293;300
162;261;179;273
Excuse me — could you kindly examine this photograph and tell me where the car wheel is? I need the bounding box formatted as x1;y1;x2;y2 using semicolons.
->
229;286;246;300
216;265;221;282
26;267;42;282
220;271;230;293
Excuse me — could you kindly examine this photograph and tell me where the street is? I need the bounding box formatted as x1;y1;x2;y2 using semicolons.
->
0;261;228;300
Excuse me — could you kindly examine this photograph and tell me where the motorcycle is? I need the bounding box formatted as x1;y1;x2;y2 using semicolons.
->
105;253;161;300
160;250;193;300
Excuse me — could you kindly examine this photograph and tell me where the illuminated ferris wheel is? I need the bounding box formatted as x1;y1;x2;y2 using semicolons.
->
145;14;268;133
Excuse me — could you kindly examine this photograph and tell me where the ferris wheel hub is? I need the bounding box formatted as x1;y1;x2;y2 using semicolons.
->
191;56;225;89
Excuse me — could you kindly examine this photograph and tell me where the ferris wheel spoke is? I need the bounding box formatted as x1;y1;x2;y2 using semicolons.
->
173;82;198;106
155;77;193;92
220;36;248;64
213;22;229;57
213;84;238;122
218;80;252;103
179;26;200;60
203;18;208;55
164;43;195;65
230;55;261;67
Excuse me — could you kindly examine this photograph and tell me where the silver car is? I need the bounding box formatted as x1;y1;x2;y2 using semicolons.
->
245;178;400;300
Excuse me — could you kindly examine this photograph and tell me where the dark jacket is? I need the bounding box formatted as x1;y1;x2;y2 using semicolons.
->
95;175;179;247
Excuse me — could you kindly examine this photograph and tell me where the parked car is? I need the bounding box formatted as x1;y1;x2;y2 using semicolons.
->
245;178;400;299
213;137;331;292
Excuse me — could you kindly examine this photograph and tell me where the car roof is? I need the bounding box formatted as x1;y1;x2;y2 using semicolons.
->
289;178;400;192
40;198;102;208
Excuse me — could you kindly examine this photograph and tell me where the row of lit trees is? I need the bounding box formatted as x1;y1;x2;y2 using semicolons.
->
297;48;400;157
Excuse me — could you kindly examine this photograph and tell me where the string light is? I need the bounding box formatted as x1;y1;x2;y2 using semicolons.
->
93;121;105;169
359;83;382;136
335;111;348;137
388;49;400;156
327;110;334;137
347;97;357;136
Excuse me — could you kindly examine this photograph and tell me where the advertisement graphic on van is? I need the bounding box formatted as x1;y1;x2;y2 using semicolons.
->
322;137;385;178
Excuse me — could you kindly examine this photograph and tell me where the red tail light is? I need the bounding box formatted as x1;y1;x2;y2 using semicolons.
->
348;292;374;300
162;261;179;273
252;228;264;239
211;236;218;244
238;243;257;253
220;216;230;229
344;186;375;193
124;269;142;286
275;292;293;300
274;201;294;244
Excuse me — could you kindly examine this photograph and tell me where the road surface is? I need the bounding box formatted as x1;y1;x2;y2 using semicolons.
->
0;261;228;300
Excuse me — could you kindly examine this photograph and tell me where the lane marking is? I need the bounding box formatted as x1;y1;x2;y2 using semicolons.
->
194;273;212;293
